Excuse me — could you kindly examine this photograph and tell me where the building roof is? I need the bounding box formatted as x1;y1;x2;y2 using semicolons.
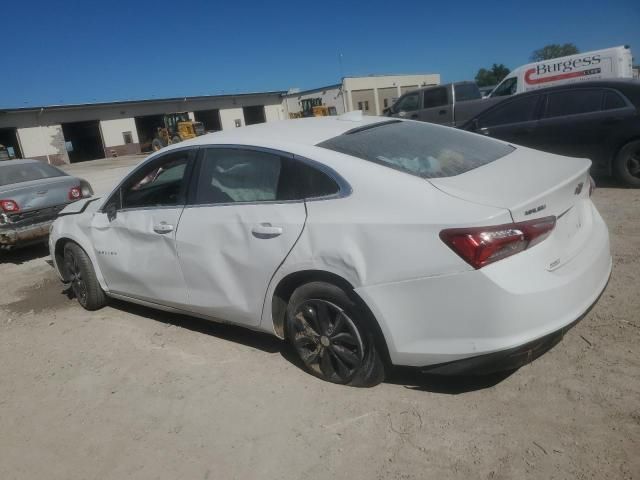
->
0;90;287;114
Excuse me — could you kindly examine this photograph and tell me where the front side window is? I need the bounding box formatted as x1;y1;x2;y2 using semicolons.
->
318;120;514;179
544;90;602;118
194;149;340;204
491;77;517;97
394;93;420;112
423;88;448;108
478;95;540;127
120;150;191;209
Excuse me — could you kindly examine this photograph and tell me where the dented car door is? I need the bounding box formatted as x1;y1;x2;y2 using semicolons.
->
175;147;307;327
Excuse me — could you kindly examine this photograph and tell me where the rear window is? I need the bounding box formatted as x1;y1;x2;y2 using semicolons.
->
317;121;514;179
0;162;65;186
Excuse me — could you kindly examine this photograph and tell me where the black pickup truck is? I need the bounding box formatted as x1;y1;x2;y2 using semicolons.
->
385;81;505;127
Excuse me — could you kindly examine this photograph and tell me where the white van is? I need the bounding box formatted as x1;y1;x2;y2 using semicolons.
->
489;46;634;97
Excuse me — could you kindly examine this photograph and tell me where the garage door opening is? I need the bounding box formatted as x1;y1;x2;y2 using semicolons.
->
194;109;222;133
0;128;22;159
135;115;165;152
61;121;104;163
243;105;266;125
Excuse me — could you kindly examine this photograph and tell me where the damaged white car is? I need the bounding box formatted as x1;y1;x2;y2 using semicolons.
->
49;114;611;387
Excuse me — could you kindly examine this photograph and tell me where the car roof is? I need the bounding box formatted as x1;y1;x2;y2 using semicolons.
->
0;158;45;167
170;114;392;150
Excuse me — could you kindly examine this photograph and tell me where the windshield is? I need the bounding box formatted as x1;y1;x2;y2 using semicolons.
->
0;162;66;186
317;121;514;179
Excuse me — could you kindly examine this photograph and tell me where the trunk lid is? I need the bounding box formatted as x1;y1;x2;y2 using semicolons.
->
430;146;593;270
0;176;81;212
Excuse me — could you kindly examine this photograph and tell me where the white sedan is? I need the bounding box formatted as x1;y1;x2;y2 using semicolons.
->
49;113;611;387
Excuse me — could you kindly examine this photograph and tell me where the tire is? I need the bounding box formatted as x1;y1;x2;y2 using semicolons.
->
285;281;385;387
613;140;640;187
151;138;164;152
63;243;107;311
171;136;181;145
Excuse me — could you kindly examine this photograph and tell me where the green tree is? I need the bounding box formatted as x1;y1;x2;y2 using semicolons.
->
531;43;579;61
475;64;511;87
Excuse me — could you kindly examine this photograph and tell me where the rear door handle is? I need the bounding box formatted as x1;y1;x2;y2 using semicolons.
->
252;223;283;239
438;109;447;115
153;222;174;234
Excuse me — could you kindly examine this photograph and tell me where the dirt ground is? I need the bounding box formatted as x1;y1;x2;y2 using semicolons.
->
0;158;638;480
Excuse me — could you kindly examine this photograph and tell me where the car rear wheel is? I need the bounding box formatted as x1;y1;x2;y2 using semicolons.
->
285;281;385;387
613;140;640;187
63;243;107;311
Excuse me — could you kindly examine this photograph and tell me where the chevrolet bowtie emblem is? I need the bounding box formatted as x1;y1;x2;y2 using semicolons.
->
574;182;584;195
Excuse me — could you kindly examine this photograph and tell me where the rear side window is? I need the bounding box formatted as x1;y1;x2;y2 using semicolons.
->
544;90;602;118
478;95;540;127
454;84;481;102
0;162;65;186
196;149;281;204
423;88;448;108
317;121;514;179
194;149;339;204
603;91;626;110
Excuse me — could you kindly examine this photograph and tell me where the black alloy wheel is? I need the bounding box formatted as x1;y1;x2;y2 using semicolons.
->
290;299;365;384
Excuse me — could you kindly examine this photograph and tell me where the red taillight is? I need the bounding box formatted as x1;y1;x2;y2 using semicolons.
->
0;199;20;213
440;216;556;269
589;176;596;197
68;186;82;200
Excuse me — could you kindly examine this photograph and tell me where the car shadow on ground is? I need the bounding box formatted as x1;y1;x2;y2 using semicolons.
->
105;298;515;393
0;243;50;265
106;299;283;354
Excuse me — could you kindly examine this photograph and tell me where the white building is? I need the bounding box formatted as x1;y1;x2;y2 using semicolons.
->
0;92;285;164
0;73;441;165
284;74;440;118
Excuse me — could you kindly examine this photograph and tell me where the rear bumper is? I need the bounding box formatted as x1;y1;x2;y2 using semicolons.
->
0;218;54;247
420;271;609;375
356;202;612;369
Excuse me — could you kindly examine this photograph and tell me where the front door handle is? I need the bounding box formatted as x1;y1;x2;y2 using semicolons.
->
252;223;283;239
410;113;418;119
438;109;447;115
153;222;174;234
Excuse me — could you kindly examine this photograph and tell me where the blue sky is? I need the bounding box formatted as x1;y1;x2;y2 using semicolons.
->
1;0;638;108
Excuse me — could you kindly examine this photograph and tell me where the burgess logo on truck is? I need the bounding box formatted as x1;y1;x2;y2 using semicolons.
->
525;55;603;85
488;46;633;98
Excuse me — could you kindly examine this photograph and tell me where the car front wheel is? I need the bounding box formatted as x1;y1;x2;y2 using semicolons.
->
63;243;107;311
285;281;385;387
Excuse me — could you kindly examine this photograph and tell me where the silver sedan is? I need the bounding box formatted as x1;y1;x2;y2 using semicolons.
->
0;159;93;249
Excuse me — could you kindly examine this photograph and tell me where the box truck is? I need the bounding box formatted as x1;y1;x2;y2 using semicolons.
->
489;45;634;97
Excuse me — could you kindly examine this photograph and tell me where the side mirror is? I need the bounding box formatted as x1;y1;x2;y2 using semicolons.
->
471;119;479;132
398;111;407;118
105;202;117;221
